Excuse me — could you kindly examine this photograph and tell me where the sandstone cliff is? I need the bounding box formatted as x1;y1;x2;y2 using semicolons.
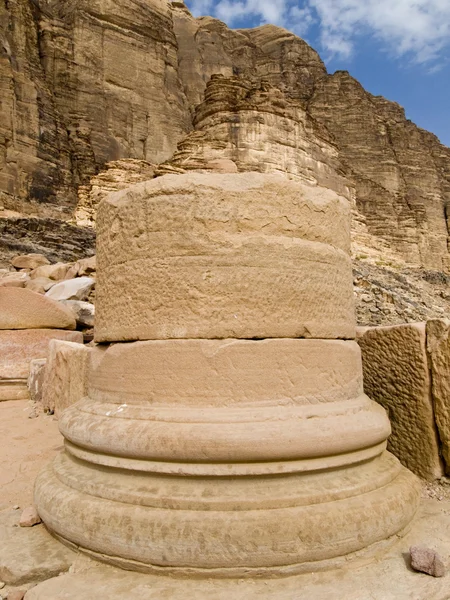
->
1;0;450;278
0;0;190;216
171;4;450;273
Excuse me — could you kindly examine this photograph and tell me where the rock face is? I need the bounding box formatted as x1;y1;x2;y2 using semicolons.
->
159;75;351;199
95;173;355;342
2;0;450;275
0;217;95;268
35;172;420;578
308;72;450;272
0;0;190;215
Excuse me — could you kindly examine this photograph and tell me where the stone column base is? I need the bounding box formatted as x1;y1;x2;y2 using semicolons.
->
35;449;420;575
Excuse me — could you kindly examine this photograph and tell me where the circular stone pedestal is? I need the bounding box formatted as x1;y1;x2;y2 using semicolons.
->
35;338;421;575
35;173;421;577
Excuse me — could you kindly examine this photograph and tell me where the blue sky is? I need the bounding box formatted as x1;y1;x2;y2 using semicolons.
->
186;0;450;147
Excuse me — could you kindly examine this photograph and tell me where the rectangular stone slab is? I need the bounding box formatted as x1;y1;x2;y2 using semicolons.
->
0;330;83;380
426;319;450;473
42;340;91;417
357;323;443;481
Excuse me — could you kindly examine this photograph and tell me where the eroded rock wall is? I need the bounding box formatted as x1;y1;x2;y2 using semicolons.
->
0;0;190;214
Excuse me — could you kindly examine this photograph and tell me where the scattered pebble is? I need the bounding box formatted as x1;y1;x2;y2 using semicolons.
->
12;505;20;510
410;545;446;577
19;506;42;527
0;582;4;589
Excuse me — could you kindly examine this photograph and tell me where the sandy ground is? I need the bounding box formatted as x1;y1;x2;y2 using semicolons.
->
0;400;63;511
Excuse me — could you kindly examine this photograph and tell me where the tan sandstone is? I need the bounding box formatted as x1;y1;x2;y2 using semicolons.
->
42;340;90;417
35;170;420;579
426;319;450;472
0;288;75;330
95;172;355;342
11;254;50;270
357;324;443;480
0;330;83;402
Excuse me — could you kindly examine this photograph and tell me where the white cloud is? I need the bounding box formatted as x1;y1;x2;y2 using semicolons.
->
186;0;450;65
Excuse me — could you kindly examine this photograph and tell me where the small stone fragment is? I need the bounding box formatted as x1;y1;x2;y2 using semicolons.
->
410;545;446;577
19;506;42;528
12;505;19;510
0;581;4;589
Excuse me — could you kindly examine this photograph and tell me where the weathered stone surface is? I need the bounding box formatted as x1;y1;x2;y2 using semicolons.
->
75;161;156;227
159;74;351;202
38;334;419;573
45;277;95;302
27;359;46;404
0;508;76;585
20;500;450;599
357;324;443;480
0;330;83;402
0;288;75;330
95;172;355;342
0;0;190;214
0;272;29;288
410;545;446;578
0;218;96;269
173;10;327;112
308;72;450;272
42;340;90;416
172;6;450;272
11;254;49;270
426;319;450;472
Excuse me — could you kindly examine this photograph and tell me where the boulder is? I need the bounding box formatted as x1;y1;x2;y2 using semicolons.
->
45;277;95;302
0;329;83;401
11;254;50;270
60;301;95;328
65;256;96;279
0;272;29;288
27;359;47;403
30;263;71;281
0;288;76;330
357;324;443;481
42;340;90;416
25;277;56;295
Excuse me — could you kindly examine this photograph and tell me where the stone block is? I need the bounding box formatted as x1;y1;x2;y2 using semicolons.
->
27;359;47;403
30;263;71;281
0;288;75;330
357;324;443;481
0;330;83;402
95;173;355;342
45;277;95;302
0;272;29;288
42;340;90;416
426;319;450;473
